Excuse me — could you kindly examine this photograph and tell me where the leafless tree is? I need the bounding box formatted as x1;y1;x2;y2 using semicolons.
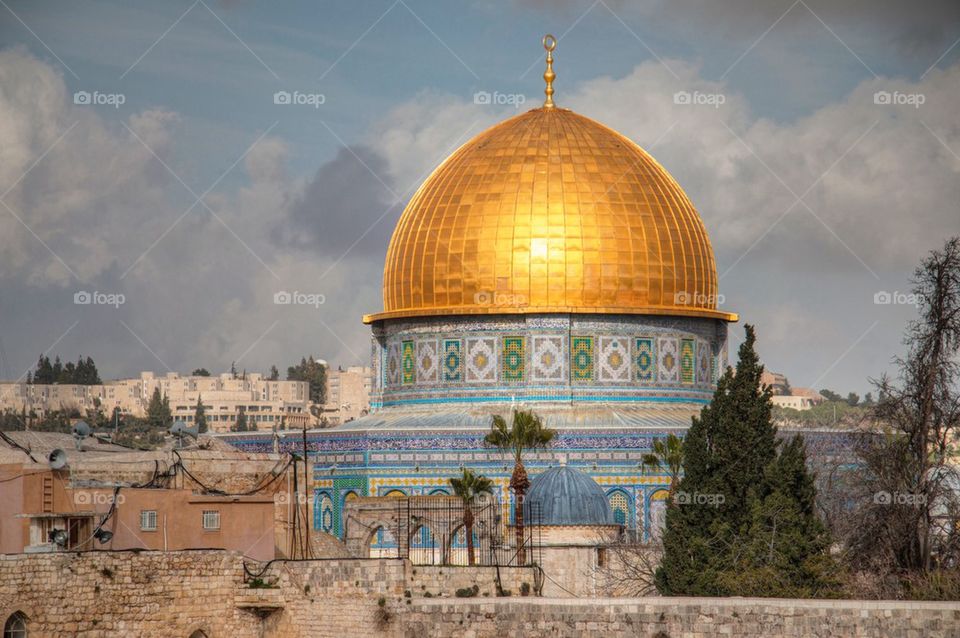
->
841;238;960;590
593;534;663;597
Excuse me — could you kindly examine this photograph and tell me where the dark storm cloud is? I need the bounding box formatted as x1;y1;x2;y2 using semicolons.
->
276;145;400;259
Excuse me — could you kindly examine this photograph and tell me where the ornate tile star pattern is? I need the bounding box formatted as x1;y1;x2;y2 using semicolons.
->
386;342;401;387
442;339;462;382
571;336;594;382
635;337;655;383
502;336;525;382
465;337;497;382
680;338;695;385
532;335;565;382
598;336;630;382
658;337;679;383
402;340;415;385
697;340;711;385
416;339;438;383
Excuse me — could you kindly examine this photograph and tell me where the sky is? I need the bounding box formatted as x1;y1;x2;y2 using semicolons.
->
0;0;958;395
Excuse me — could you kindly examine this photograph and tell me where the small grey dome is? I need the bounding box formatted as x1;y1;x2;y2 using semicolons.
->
524;465;614;526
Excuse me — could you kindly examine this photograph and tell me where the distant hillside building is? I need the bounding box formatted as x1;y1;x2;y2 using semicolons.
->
0;372;311;432
760;370;790;395
320;367;373;425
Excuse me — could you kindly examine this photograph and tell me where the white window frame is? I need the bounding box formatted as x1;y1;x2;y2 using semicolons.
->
140;510;158;531
202;510;220;531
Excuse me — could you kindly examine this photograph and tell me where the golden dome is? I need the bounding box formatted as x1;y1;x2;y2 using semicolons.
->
365;105;736;324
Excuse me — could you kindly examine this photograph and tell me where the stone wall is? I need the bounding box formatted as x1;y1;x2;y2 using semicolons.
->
399;597;960;637
0;550;251;637
406;565;537;598
2;551;959;637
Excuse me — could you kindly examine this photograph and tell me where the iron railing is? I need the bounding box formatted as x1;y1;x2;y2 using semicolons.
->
370;496;542;567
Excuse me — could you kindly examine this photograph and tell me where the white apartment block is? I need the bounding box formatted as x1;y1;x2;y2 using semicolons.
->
0;372;311;433
321;366;372;425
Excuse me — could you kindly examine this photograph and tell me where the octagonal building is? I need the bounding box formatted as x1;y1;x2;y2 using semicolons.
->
231;40;740;550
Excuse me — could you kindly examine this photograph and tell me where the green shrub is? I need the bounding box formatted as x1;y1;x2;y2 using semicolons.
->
455;585;480;598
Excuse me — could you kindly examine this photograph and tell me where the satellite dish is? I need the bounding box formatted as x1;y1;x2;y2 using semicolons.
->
93;528;113;544
72;420;91;439
72;420;91;451
48;528;68;548
48;448;68;470
169;421;199;437
169;421;199;448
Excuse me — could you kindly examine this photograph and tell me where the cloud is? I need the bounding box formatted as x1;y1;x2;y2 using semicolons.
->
2;41;958;394
0;48;379;378
277;144;397;257
563;58;960;274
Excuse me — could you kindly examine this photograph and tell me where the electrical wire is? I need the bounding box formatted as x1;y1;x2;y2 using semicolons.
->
0;431;38;463
173;450;293;496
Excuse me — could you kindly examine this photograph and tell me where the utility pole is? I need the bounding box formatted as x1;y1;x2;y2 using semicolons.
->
302;425;311;557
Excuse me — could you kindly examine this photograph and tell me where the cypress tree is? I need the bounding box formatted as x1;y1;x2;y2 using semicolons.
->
195;396;208;434
655;325;836;596
233;409;248;432
146;387;172;429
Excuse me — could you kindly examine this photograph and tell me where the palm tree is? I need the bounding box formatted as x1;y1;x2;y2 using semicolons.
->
484;409;555;563
449;468;494;565
641;433;684;498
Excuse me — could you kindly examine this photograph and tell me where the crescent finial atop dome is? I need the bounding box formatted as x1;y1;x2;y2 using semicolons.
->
542;34;557;108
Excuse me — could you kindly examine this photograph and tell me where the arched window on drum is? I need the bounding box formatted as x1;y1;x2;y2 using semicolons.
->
648;490;670;541
606;490;630;527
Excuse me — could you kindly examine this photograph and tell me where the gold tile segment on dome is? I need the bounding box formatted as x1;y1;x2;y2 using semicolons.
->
365;36;736;324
